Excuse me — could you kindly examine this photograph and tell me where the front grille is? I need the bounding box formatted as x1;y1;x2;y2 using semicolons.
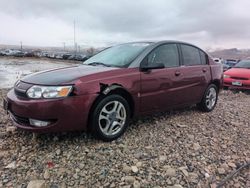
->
231;77;249;80
10;112;30;126
14;81;32;98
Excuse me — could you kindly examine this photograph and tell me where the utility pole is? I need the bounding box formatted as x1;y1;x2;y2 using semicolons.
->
74;20;76;56
63;42;65;51
20;41;23;52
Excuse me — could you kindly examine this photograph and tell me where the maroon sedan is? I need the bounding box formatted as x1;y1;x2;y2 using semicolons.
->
4;41;223;141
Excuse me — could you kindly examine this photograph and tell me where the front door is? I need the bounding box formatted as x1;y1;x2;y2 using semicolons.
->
140;43;182;113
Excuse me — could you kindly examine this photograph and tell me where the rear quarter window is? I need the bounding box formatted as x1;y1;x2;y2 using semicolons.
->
181;44;203;66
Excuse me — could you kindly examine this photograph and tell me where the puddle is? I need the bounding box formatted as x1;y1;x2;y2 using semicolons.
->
0;58;78;88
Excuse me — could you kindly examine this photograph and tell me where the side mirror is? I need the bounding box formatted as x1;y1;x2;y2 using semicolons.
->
140;63;165;72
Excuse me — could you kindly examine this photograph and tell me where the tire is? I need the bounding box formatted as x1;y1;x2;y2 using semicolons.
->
198;84;218;112
90;94;130;141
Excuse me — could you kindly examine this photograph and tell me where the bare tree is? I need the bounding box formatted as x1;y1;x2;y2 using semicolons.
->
86;47;95;56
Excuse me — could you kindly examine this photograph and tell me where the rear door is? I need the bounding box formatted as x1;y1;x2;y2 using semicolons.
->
178;44;211;104
140;43;183;113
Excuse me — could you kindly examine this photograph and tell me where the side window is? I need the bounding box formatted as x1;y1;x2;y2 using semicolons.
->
181;44;202;66
147;44;179;67
199;51;207;65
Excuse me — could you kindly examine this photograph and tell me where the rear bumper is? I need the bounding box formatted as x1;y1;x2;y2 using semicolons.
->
6;89;97;133
223;78;250;90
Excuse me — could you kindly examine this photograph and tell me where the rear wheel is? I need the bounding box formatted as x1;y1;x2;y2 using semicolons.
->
90;94;130;141
198;84;218;112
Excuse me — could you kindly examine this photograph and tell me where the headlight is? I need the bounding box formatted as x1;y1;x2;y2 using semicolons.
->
223;74;230;78
27;85;73;99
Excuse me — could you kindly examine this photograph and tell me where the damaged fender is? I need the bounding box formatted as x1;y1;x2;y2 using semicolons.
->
99;83;123;95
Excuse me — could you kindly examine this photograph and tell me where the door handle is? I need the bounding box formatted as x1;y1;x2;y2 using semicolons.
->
202;68;207;73
175;71;181;76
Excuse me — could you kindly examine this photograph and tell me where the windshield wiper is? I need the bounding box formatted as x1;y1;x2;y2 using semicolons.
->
88;62;111;67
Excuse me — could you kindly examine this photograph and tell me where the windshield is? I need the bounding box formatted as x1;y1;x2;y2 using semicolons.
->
234;60;250;68
83;43;151;67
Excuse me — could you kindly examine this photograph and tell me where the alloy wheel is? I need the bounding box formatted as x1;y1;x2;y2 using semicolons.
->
98;100;127;136
205;87;217;110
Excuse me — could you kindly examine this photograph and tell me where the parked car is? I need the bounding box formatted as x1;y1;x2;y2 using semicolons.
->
54;54;63;59
222;59;238;71
24;52;36;57
62;54;72;60
13;51;25;57
41;52;49;58
223;60;250;90
68;54;88;61
3;41;223;141
2;49;21;56
0;51;6;56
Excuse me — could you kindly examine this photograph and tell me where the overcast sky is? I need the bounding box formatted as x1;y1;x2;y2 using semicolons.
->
0;0;250;49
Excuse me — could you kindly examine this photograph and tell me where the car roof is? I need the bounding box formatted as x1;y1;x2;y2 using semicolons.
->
121;40;206;52
124;40;198;45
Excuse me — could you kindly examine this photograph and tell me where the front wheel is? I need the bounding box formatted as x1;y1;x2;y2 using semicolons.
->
198;84;218;112
90;94;130;141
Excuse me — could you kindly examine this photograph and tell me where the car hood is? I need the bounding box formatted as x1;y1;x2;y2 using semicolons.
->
21;65;118;85
224;68;250;78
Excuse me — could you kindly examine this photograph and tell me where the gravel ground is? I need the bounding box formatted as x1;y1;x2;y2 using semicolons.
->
0;89;249;188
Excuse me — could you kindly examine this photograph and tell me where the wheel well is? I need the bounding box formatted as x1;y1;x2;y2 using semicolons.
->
108;88;134;117
87;87;135;130
210;80;221;90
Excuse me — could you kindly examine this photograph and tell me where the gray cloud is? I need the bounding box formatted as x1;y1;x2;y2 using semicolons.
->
0;0;250;48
